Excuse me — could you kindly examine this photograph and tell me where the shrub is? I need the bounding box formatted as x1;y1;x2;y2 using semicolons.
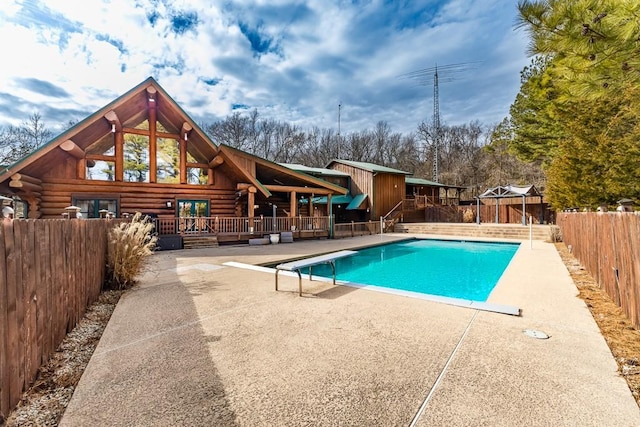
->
462;208;475;223
549;225;563;242
105;212;157;290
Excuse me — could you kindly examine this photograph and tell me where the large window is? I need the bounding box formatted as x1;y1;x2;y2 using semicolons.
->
124;134;149;182
157;137;180;183
186;152;207;185
87;146;115;181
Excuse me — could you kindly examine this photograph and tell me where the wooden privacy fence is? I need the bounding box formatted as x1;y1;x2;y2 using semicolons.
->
557;212;640;328
425;204;552;224
0;219;112;420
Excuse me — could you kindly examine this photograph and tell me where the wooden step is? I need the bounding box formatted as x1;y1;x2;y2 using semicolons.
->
394;223;552;241
182;235;219;249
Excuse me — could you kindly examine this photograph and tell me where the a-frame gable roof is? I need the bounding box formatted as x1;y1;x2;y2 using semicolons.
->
0;77;217;183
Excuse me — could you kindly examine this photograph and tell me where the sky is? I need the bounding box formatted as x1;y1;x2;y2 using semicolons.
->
0;0;531;136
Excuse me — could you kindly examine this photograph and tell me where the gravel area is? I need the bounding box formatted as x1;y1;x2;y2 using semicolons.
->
2;290;122;426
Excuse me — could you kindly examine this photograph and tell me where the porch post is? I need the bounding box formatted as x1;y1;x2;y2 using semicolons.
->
327;193;333;238
247;188;255;219
290;190;297;217
521;195;526;226
148;87;157;183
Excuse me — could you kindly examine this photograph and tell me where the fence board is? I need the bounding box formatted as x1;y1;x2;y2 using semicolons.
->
558;212;640;328
0;219;113;419
0;222;9;419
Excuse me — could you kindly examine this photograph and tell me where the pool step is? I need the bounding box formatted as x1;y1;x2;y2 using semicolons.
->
394;223;552;241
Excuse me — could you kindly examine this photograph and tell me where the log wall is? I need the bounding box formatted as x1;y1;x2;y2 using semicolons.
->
557;212;640;328
0;219;111;420
38;178;236;218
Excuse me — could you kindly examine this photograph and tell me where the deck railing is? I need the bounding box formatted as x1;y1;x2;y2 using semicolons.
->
334;221;381;238
153;216;331;236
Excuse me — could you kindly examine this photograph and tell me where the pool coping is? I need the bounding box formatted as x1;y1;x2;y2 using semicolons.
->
224;239;522;316
229;235;523;316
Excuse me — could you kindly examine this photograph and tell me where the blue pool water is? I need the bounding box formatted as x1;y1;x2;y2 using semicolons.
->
302;239;520;301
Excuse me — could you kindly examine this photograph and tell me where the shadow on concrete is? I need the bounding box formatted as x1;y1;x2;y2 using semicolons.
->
60;254;238;427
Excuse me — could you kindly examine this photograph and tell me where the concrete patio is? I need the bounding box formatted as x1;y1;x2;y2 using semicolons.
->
60;234;640;426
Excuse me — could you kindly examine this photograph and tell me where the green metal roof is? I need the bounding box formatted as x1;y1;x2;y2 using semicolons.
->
327;159;411;175
405;177;445;187
301;194;353;205
346;193;368;210
279;163;350;177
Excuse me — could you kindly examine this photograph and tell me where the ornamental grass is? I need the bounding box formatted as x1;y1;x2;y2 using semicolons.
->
105;212;157;290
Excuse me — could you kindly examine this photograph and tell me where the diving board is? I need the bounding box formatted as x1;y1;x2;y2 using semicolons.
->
275;250;357;296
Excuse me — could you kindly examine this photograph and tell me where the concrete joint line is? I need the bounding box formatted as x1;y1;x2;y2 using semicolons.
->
409;310;479;427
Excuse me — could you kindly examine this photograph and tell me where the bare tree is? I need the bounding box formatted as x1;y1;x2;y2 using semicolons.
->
0;112;52;165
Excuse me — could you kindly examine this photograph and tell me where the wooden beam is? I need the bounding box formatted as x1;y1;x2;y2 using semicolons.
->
121;127;182;139
115;129;124;181
290;190;297;217
104;110;122;131
179;139;187;184
209;155;224;168
77;159;86;180
181;122;193;140
157;131;181;139
236;183;252;191
186;162;209;169
148;89;157;183
9;180;43;193
59;139;85;159
146;85;157;99
10;173;42;185
86;154;115;163
263;184;334;195
247;191;255;219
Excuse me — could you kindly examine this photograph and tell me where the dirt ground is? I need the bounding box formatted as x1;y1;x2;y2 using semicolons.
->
2;243;639;425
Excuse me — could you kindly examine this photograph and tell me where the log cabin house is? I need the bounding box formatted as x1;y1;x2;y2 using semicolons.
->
0;77;347;247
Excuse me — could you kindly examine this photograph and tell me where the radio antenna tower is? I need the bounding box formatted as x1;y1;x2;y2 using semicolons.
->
400;62;480;182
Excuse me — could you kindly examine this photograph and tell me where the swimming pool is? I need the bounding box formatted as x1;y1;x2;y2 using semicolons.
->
301;239;520;302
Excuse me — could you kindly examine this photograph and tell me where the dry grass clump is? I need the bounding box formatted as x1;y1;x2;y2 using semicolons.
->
105;212;157;290
462;209;475;223
548;225;562;242
556;243;640;405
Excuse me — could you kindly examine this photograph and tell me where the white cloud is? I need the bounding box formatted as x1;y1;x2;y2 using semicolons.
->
0;0;529;136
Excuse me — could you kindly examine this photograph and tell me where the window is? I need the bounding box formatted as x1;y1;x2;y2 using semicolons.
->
157;138;180;183
124;134;149;182
87;160;115;181
186;152;207;185
73;198;118;218
87;145;115;181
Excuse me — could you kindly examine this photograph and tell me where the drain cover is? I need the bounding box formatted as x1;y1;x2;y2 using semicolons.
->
523;329;549;339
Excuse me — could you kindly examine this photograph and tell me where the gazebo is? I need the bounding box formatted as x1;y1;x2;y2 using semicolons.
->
477;184;542;225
